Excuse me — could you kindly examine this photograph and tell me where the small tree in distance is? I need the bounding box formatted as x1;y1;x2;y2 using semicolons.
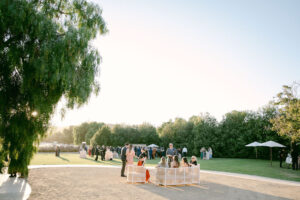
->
270;82;300;143
90;126;112;146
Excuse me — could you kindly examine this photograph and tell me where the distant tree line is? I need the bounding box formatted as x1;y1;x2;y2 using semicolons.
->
41;83;299;161
41;108;291;160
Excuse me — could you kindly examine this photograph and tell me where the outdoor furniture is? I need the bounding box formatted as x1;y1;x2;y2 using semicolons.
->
260;141;285;166
79;150;87;158
245;141;261;159
127;165;146;183
155;165;200;186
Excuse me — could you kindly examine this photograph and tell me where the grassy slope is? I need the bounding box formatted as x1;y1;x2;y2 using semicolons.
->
30;153;300;182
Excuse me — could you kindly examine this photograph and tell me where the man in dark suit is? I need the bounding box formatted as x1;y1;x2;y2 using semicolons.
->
121;143;129;177
95;145;100;161
100;145;106;161
292;143;299;170
279;149;285;168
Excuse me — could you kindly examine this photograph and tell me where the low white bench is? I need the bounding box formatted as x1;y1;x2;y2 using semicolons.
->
79;150;87;158
127;165;146;183
155;165;200;186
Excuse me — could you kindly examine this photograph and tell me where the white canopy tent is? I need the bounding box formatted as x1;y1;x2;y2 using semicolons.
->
245;142;261;159
260;141;285;166
147;144;159;148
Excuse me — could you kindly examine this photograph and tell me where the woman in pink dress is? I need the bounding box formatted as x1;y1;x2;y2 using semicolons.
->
126;144;135;165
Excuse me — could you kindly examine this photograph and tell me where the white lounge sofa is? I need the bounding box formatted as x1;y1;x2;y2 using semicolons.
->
127;165;146;183
155;165;200;186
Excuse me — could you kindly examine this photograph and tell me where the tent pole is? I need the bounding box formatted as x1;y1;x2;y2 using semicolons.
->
255;147;257;159
270;147;272;166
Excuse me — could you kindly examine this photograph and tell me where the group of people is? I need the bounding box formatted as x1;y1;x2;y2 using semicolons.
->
200;147;213;160
120;143;199;182
279;147;299;170
157;155;198;168
88;145;115;161
164;143;198;167
120;143;151;181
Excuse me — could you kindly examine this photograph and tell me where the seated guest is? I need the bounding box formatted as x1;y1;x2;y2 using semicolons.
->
181;157;190;167
156;156;168;168
190;156;198;166
171;155;180;168
137;153;150;182
105;148;113;160
140;148;147;159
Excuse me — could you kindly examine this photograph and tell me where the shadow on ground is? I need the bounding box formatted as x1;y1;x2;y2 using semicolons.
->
28;167;298;200
57;156;70;162
134;181;289;200
83;157;122;165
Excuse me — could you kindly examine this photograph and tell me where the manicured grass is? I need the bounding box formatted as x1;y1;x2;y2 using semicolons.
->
30;153;300;182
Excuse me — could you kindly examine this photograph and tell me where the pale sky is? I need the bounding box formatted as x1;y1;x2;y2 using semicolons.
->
51;0;300;127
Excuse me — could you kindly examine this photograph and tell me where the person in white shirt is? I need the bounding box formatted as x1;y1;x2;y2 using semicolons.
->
208;147;213;159
206;150;210;160
182;147;188;157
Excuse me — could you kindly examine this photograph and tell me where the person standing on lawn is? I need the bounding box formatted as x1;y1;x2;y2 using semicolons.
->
91;145;96;157
149;148;153;160
182;147;187;157
126;144;135;165
137;146;141;157
279;149;285;168
101;145;106;161
292;143;299;170
121;143;129;177
166;143;177;163
200;147;206;160
95;145;100;161
152;148;157;159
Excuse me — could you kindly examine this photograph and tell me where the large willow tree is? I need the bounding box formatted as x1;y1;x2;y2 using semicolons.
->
0;0;107;177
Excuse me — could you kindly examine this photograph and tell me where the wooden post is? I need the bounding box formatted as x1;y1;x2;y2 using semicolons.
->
270;147;272;166
255;147;258;159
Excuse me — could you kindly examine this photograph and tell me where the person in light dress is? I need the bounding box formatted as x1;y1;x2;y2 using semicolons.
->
105;147;113;160
126;144;136;165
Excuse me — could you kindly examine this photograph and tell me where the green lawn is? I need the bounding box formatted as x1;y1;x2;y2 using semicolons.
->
30;153;300;182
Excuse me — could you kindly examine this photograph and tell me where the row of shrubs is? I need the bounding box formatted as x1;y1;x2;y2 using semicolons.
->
38;143;80;152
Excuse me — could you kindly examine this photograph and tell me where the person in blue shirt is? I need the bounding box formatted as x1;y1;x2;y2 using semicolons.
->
149;147;153;160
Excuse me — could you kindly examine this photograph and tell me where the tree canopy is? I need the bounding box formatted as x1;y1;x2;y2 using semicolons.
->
270;82;300;142
0;0;107;176
90;125;112;146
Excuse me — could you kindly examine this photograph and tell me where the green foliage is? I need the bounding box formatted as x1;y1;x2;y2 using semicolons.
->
85;122;105;144
137;123;160;145
158;118;194;150
72;122;105;145
0;0;107;176
90;125;112;146
42;104;291;161
157;108;290;159
191;114;217;155
270;83;300;142
0;138;8;171
73;122;90;144
43;126;74;144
